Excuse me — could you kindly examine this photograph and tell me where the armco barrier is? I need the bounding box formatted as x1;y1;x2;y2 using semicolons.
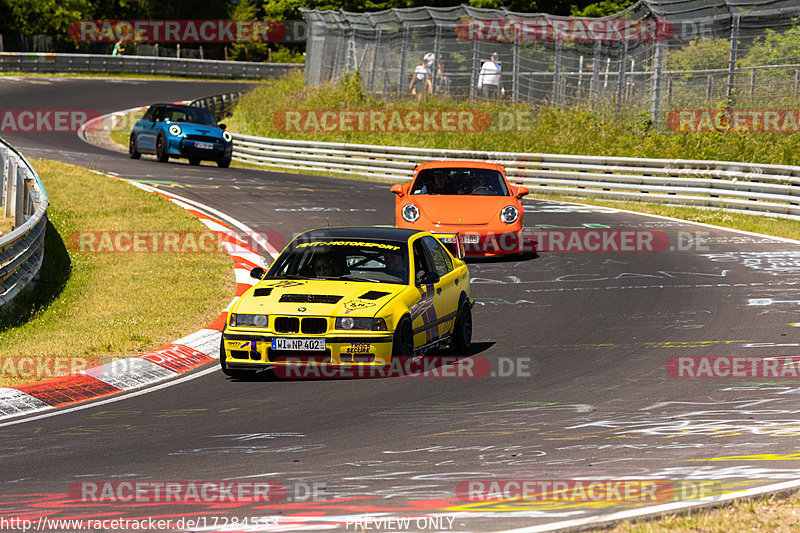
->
189;92;242;122
0;138;48;309
0;52;301;80
231;134;800;220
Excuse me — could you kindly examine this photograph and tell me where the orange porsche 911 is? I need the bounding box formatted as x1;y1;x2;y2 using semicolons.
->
391;161;529;256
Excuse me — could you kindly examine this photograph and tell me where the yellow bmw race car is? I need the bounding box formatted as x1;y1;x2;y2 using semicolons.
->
220;227;472;379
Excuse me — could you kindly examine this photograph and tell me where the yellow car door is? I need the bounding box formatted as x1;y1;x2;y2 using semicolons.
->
420;235;460;339
409;236;459;348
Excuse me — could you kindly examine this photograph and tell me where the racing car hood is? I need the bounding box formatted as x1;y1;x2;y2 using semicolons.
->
235;279;405;317
414;196;513;225
169;121;222;136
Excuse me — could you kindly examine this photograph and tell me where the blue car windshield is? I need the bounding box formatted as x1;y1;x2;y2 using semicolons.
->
267;239;409;285
161;106;217;127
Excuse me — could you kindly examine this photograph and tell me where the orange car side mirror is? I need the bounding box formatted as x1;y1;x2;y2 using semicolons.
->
516;186;529;198
390;184;404;196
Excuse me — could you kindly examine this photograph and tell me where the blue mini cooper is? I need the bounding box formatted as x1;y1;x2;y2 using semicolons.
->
129;103;233;168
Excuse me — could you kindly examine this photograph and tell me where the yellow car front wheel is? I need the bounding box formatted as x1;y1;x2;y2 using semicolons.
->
219;333;256;380
392;317;414;357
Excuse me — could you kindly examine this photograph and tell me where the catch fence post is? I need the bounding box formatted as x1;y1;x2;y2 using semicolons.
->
0;146;6;209
14;163;25;227
5;155;17;218
650;42;666;129
554;39;562;105
616;40;628;108
726;14;740;104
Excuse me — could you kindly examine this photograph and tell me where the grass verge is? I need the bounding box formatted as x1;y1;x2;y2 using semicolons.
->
0;216;12;236
110;110;146;147
0;160;234;387
594;492;800;532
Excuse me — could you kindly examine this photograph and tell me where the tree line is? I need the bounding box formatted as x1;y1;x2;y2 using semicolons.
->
0;0;632;58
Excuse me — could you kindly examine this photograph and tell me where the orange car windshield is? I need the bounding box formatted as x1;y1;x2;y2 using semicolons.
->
410;168;509;196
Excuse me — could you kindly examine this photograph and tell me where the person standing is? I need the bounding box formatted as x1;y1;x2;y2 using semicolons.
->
477;52;505;99
423;51;435;70
409;57;430;103
112;39;126;56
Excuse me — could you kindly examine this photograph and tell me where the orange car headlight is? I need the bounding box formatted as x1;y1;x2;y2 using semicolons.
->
500;205;519;224
402;203;420;223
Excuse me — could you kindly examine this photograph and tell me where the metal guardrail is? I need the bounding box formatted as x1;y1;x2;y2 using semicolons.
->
0;52;302;80
189;92;243;122
0;139;48;309
231;134;800;219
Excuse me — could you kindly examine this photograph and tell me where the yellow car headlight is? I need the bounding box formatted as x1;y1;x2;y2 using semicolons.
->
230;314;268;328
335;317;387;331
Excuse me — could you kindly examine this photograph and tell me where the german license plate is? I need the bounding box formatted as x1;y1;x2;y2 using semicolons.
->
271;338;326;351
440;235;479;244
195;142;213;150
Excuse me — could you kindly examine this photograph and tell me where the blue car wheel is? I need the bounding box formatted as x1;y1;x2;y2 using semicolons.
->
129;134;141;159
156;135;169;163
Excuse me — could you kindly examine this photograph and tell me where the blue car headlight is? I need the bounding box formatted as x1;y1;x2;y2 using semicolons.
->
222;131;232;143
168;124;181;136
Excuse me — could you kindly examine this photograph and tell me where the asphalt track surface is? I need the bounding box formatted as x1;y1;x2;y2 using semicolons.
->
3;77;800;532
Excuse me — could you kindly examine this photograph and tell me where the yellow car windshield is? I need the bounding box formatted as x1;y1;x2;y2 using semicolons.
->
267;240;409;285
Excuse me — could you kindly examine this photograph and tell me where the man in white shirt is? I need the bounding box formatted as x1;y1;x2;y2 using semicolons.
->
477;52;505;99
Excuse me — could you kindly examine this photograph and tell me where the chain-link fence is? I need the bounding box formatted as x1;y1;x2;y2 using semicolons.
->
301;1;800;126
